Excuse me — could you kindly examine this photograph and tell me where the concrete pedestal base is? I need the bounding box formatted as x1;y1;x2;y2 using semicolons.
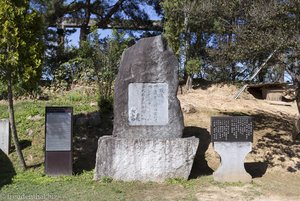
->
213;142;252;183
94;136;199;182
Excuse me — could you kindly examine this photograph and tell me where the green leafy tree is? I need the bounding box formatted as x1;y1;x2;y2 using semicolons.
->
0;0;44;170
163;0;300;139
186;58;202;90
162;0;215;83
162;0;184;56
214;0;300;103
54;28;131;94
32;0;162;84
163;0;300;84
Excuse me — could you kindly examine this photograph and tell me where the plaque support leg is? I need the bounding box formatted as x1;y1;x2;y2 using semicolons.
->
213;142;252;183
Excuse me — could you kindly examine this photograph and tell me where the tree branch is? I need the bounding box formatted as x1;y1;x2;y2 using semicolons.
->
97;0;126;27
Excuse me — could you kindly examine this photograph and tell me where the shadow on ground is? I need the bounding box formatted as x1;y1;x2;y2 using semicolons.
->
73;111;113;174
221;111;300;173
178;78;215;94
183;126;213;179
0;150;16;190
245;162;268;178
192;79;235;90
10;140;32;152
27;163;43;169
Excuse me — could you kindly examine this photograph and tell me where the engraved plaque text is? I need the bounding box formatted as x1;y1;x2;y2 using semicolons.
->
128;83;168;125
46;108;72;151
211;116;253;142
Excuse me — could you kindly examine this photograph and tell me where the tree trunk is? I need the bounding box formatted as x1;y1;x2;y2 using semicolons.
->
275;66;285;83
7;75;27;170
183;7;190;83
185;75;193;91
56;17;65;55
293;88;300;140
79;0;91;45
295;87;300;113
228;33;236;81
231;64;236;81
57;28;65;52
258;68;267;83
286;59;300;140
293;113;300;141
57;28;65;60
291;78;300;141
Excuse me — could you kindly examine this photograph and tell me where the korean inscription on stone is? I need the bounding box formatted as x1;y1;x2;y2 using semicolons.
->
128;83;168;125
211;116;253;142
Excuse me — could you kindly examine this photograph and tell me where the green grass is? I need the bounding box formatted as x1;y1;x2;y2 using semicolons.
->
0;86;292;201
1;161;267;201
0;86;260;200
0;169;216;201
0;170;127;201
0;87;99;171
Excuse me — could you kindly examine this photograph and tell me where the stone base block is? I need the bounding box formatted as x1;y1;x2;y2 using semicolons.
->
213;142;252;183
94;136;199;182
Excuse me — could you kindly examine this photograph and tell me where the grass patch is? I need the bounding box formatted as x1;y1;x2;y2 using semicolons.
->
211;180;247;188
166;177;196;189
0;87;99;172
0;86;257;200
100;176;113;184
1;85;298;200
1;170;201;201
0;170;127;201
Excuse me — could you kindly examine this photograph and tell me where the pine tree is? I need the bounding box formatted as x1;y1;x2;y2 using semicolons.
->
0;0;44;170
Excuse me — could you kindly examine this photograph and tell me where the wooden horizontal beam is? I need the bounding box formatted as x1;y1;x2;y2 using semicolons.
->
51;17;163;31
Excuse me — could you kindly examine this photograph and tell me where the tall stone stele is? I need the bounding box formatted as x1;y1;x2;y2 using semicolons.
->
94;35;199;182
0;119;10;155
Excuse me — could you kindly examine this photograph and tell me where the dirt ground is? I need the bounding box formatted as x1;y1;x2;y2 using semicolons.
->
178;83;300;201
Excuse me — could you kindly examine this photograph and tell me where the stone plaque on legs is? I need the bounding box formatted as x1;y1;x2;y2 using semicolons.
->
211;116;253;183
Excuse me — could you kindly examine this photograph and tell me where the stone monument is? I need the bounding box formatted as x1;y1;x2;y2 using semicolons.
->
211;116;253;183
0;119;10;155
94;35;199;182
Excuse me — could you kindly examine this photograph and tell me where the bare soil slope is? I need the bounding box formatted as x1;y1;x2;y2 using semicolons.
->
178;83;300;200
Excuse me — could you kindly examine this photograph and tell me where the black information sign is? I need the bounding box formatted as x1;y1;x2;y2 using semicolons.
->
211;116;253;142
45;107;73;176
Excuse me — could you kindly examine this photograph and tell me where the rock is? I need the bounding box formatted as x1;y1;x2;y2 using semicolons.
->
28;154;33;161
282;89;295;101
113;35;184;139
37;94;49;100
90;102;98;106
26;129;33;136
292;115;300;141
94;136;199;182
27;115;42;121
182;104;197;114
